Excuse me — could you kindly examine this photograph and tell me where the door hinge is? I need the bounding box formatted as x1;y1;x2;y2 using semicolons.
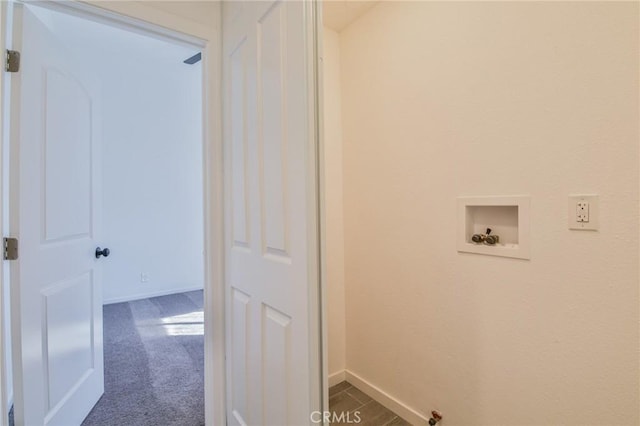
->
6;50;20;73
3;237;18;260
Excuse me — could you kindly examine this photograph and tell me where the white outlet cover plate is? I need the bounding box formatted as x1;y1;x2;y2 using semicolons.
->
568;194;598;231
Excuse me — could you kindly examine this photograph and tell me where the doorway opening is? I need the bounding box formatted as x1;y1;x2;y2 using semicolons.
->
2;2;208;425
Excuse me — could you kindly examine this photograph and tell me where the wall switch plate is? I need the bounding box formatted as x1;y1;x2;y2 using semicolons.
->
140;273;149;283
568;194;598;230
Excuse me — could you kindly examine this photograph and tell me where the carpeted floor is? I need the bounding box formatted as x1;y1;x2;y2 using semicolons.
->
82;290;205;426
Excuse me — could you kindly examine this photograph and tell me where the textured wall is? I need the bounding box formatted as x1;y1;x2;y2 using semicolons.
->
340;2;639;424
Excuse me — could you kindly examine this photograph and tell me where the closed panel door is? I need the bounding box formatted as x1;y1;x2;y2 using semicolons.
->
10;4;104;425
222;1;321;425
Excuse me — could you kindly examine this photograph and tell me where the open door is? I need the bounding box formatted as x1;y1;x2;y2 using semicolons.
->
222;1;322;425
9;3;104;425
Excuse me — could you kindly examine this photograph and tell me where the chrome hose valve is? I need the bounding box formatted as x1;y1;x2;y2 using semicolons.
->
471;228;499;245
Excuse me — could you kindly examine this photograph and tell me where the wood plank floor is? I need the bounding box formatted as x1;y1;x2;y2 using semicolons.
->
329;381;411;426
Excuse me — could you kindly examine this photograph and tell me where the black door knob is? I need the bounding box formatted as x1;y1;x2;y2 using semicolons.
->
95;247;110;259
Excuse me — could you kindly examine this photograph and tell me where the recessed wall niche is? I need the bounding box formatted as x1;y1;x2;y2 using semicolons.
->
457;196;531;260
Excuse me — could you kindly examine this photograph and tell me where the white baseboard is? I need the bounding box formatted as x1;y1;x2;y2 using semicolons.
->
328;370;346;387
103;286;203;305
345;370;429;426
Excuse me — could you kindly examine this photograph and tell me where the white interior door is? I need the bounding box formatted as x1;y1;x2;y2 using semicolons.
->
9;3;104;425
222;1;321;425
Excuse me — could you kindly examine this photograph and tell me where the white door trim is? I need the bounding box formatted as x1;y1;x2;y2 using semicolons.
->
0;3;10;423
0;1;225;425
305;0;326;419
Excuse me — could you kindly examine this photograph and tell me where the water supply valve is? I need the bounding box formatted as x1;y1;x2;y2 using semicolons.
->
428;410;443;425
471;228;500;245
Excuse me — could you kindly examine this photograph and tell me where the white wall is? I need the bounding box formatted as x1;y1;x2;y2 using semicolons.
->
322;27;346;382
139;1;219;29
337;2;639;424
98;51;204;304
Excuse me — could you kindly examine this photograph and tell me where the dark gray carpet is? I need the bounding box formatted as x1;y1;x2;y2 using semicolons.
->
82;290;204;426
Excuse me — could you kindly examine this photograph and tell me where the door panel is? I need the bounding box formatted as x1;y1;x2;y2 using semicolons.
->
43;69;92;242
10;4;104;425
230;37;250;250
262;305;291;424
230;288;250;424
43;272;94;410
258;2;288;258
223;1;320;425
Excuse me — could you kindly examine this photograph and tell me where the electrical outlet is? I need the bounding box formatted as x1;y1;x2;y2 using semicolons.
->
140;273;149;283
569;195;598;231
576;201;589;222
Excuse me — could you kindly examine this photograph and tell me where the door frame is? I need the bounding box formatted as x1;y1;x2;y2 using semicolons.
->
0;1;226;425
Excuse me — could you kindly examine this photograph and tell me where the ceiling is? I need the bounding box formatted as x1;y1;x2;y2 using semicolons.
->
323;1;379;33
